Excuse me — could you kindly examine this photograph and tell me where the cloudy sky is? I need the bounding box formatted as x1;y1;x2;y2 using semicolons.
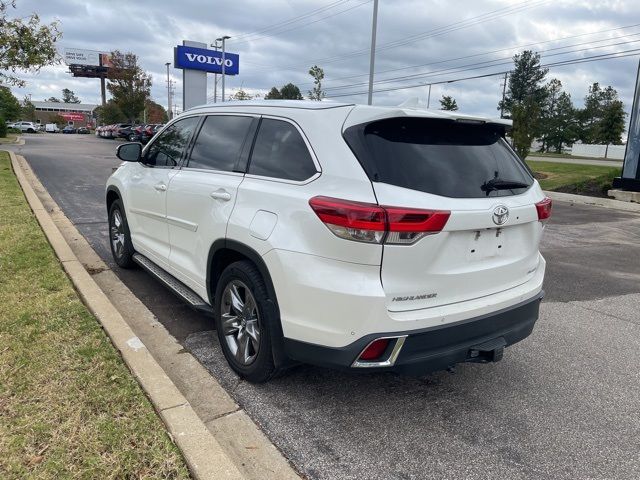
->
9;0;640;121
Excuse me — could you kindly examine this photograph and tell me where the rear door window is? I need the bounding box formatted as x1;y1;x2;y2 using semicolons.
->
248;118;317;181
186;115;255;172
343;117;533;198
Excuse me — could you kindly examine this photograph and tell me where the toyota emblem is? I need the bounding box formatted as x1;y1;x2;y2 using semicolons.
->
492;205;509;225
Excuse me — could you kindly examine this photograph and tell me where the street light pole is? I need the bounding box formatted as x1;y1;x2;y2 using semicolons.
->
217;35;231;102
211;40;220;103
367;0;379;105
165;62;171;119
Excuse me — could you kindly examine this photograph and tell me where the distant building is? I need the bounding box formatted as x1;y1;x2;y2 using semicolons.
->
31;101;98;127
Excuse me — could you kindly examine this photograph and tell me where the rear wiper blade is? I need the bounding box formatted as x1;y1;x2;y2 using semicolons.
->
481;178;529;194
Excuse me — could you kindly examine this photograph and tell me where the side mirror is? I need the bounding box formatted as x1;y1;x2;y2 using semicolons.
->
116;142;142;162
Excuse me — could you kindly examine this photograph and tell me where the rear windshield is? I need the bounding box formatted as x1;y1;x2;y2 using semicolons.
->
343;117;533;198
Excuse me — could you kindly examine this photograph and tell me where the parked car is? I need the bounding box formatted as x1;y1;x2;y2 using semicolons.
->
106;100;550;383
15;121;39;133
45;123;60;133
137;124;162;144
77;127;90;134
62;125;77;134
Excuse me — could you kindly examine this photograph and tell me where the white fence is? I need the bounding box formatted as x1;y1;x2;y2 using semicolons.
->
570;143;626;160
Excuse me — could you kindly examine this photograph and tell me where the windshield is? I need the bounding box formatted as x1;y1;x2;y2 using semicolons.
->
343;117;534;198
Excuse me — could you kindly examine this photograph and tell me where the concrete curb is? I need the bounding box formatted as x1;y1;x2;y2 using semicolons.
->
544;190;640;213
8;150;245;480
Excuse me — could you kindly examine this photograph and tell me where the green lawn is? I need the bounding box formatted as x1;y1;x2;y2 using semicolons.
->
526;160;621;193
0;151;190;479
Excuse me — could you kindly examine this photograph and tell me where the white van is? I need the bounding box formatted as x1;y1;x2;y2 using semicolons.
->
45;124;60;133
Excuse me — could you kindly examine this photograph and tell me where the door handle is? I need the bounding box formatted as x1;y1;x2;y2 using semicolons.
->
210;190;232;201
154;183;167;192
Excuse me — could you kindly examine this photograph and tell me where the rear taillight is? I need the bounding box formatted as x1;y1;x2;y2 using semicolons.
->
536;197;552;221
309;196;450;245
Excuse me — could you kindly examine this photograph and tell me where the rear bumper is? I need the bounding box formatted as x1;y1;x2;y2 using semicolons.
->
283;292;543;374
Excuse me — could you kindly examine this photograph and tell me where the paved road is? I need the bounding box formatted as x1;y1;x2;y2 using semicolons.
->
7;134;640;479
526;155;623;168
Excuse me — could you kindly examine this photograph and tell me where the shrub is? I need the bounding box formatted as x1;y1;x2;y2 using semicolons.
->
0;114;6;138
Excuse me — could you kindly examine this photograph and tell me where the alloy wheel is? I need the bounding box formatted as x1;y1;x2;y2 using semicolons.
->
110;209;126;259
220;280;261;366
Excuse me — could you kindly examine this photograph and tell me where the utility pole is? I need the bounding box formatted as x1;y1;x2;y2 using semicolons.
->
211;40;220;103
500;72;508;118
217;35;231;102
427;84;432;108
367;0;379;105
165;62;172;120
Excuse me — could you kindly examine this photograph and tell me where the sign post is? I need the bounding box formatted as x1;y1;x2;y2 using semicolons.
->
173;41;239;110
613;60;640;192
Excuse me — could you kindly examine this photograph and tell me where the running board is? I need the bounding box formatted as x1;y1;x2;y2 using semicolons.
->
132;253;214;315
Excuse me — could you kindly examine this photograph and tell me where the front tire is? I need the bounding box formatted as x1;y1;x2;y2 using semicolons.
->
214;261;281;383
108;199;135;268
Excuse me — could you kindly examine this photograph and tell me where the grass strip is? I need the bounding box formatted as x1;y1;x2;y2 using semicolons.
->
0;151;190;479
526;160;621;195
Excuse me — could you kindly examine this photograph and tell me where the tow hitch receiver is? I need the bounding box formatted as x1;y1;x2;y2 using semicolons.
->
467;337;506;363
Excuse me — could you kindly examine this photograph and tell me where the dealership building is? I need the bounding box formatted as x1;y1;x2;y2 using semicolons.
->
31;101;98;127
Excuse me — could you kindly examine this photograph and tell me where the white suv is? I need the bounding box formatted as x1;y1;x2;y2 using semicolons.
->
106;100;550;383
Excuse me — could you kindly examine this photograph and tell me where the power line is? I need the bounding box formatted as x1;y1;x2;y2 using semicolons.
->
322;34;640;93
248;0;552;72
232;0;351;41
302;23;640;88
325;48;640;98
233;0;372;46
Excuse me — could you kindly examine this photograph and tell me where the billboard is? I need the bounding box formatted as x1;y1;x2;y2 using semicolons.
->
64;48;100;66
174;45;239;75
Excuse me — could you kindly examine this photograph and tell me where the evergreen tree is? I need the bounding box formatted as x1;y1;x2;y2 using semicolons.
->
62;88;81;103
498;50;549;158
577;83;626;145
439;95;458;111
0;86;21;120
280;83;303;100
264;87;282;100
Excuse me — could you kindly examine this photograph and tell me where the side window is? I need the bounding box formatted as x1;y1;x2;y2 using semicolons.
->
143;117;199;167
187;115;254;172
248;119;317;181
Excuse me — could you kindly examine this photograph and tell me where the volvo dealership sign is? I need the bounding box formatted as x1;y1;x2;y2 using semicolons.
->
174;45;239;75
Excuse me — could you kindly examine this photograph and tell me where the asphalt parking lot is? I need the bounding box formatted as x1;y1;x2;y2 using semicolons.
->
7;134;640;479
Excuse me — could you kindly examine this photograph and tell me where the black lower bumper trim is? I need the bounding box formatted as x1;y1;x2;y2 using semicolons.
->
283;292;543;374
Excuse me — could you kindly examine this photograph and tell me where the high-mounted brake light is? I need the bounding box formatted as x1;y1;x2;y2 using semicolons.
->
536;197;552;221
309;196;450;245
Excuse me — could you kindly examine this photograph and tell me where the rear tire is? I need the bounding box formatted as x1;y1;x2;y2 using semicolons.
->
108;199;135;268
214;261;282;383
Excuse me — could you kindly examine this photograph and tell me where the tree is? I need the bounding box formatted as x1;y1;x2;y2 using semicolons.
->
144;99;168;123
62;88;80;103
0;86;21;120
499;50;549;158
264;87;282;100
106;51;151;123
0;1;62;86
439;95;458;111
511;98;541;159
544;91;577;154
21;96;35;121
46;96;61;102
280;83;303;100
230;88;253;100
94;100;126;124
308;65;325;101
578;83;626;145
